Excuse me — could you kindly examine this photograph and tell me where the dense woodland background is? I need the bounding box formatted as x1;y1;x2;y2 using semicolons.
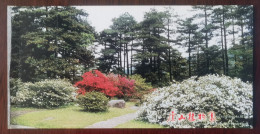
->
10;6;253;87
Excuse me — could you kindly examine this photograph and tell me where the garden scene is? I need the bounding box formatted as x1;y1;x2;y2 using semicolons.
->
9;6;253;128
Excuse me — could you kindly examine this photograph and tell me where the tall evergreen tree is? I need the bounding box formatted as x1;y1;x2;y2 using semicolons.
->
135;9;170;85
110;12;137;76
11;6;95;82
193;6;216;74
177;17;199;77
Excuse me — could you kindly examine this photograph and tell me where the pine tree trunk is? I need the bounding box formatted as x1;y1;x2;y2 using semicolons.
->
188;31;191;77
204;6;210;74
168;19;173;82
241;23;244;46
124;43;126;75
232;8;236;45
126;43;129;77
142;38;145;72
220;19;226;75
119;34;122;69
157;52;161;81
197;44;200;75
223;6;229;75
131;36;133;75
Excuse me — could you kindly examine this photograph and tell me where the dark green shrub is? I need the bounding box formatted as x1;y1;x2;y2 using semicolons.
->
77;91;109;112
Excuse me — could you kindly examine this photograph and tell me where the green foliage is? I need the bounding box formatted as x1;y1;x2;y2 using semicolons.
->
130;74;152;93
129;74;153;105
197;45;223;76
77;91;109;112
10;78;23;97
228;45;253;82
98;12;137;75
10;6;95;82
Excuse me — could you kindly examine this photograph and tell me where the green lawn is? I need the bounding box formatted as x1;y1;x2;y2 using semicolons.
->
11;102;136;128
115;120;166;128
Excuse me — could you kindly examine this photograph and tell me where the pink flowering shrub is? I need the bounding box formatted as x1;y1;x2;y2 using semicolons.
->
107;73;135;99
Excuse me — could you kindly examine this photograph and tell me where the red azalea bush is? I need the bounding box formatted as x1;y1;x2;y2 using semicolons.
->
75;70;119;97
75;70;136;98
107;74;135;99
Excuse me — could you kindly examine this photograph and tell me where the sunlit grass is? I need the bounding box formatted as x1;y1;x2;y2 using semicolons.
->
12;102;136;128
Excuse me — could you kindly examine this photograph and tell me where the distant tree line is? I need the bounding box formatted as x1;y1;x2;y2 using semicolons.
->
10;6;253;87
97;5;253;86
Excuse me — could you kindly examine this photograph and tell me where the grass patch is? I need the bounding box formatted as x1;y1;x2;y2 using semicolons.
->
10;106;45;125
12;102;136;128
115;120;166;128
11;106;44;112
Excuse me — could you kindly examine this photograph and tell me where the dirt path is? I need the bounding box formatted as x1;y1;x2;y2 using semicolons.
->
86;106;139;128
85;112;138;128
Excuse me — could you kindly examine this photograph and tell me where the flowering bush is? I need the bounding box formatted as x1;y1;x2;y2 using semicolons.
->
75;70;119;97
107;74;135;99
11;81;35;106
29;79;76;108
77;91;109;112
136;74;253;128
11;79;76;108
75;70;136;98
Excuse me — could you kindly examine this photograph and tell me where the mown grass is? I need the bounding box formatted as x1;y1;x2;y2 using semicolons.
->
12;102;136;128
115;120;166;128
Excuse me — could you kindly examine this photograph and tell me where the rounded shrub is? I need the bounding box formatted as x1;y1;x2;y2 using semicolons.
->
29;79;76;108
11;81;35;106
137;74;253;128
77;91;109;112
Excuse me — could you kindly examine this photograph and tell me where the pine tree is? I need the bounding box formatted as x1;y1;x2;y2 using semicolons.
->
177;17;199;77
110;12;137;76
10;6;95;82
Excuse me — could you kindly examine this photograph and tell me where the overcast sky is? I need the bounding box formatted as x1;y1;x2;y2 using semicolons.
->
75;6;194;57
73;6;242;58
76;6;193;32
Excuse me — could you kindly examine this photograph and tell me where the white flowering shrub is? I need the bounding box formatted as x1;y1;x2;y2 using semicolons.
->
29;79;76;108
136;74;253;128
11;79;77;108
11;81;35;106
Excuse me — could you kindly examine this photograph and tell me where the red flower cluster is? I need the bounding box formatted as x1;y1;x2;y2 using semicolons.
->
75;70;136;98
107;74;135;98
75;70;119;97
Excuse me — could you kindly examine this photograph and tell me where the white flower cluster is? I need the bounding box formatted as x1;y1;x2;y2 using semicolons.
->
136;74;253;128
11;79;77;108
11;82;36;105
